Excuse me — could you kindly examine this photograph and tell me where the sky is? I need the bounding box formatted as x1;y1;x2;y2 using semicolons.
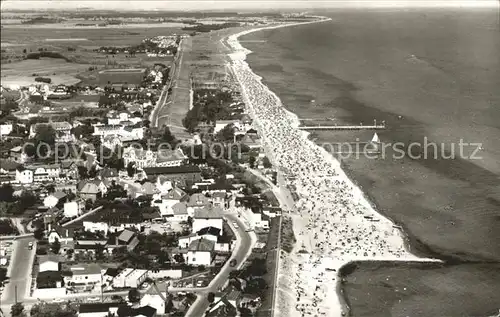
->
1;0;499;11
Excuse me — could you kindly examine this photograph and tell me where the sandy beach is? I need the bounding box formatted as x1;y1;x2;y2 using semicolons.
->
226;18;440;317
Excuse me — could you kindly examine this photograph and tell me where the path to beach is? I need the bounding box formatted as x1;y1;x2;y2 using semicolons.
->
226;18;441;317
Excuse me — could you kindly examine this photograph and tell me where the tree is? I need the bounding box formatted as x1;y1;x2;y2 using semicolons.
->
173;253;185;264
249;155;256;169
51;238;61;254
262;156;272;169
126;162;135;177
11;302;26;317
128;288;141;303
35;125;56;146
239;307;253;317
216;124;235;143
0;184;15;202
77;166;88;179
207;292;215;303
161;126;177;147
46;184;55;194
95;243;105;260
30;302;77;317
34;227;44;240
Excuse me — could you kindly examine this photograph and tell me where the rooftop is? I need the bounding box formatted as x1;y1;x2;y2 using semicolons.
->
194;207;222;219
143;165;201;176
70;263;102;276
79;303;126;314
188;238;215;252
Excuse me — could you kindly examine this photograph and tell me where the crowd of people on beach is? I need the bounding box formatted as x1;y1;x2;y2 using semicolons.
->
227;33;420;317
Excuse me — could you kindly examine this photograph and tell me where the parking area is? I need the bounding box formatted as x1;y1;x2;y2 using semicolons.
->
143;221;188;235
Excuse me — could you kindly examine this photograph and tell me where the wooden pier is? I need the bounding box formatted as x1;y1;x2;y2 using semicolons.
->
298;118;387;131
299;124;386;131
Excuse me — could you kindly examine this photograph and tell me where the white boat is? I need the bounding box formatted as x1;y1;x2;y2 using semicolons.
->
371;132;380;144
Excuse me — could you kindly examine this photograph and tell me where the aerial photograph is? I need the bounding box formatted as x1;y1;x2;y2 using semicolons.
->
0;0;499;316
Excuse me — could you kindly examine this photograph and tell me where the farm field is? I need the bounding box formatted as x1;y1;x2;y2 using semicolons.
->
0;58;92;87
1;26;183;47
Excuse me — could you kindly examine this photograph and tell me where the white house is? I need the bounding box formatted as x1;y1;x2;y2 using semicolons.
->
179;227;223;249
47;226;75;254
64;264;103;292
15;168;33;184
43;191;66;208
242;207;269;229
38;255;60;272
192;208;224;234
112;268;148;288
214;120;238;134
83;221;109;233
64;201;82;218
0;123;13;137
186;238;215;266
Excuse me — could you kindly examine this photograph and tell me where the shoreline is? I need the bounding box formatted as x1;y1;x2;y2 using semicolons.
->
225;17;441;317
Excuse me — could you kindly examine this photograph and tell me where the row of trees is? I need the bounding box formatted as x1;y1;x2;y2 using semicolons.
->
11;301;77;317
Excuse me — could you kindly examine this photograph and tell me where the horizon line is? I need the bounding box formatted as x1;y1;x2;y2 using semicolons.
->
1;1;499;12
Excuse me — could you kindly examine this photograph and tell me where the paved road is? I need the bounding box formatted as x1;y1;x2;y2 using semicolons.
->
185;214;256;317
245;167;295;211
1;236;35;305
150;39;184;128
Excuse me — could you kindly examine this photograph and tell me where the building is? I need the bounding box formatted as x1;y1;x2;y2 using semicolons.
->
64;201;83;218
143;165;202;183
112;268;148;288
78;182;101;202
99;68;146;87
0;123;13;137
64;264;102;292
214;120;238;134
93;124;144;141
116;229;139;251
186;238;215;266
43;191;67;208
78;303;126;317
172;202;188;221
192;208;224;234
178;227;219;248
211;192;227;209
17;164;61;183
30;121;73;142
9;146;27;163
38;255;61;272
156;148;187;167
15;167;33;184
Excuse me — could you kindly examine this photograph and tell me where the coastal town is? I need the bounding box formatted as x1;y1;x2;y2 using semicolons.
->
0;10;306;317
2;4;499;317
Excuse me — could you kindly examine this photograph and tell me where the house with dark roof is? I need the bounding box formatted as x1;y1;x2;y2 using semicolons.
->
47;225;75;254
99;167;118;179
186;238;215;266
192;207;224;234
143;165;201;183
116;229;139;251
78;182;101;202
78;302;126;317
9;146;27;163
38;255;61;272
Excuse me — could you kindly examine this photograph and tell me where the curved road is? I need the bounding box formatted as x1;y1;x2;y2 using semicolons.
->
185;213;256;317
